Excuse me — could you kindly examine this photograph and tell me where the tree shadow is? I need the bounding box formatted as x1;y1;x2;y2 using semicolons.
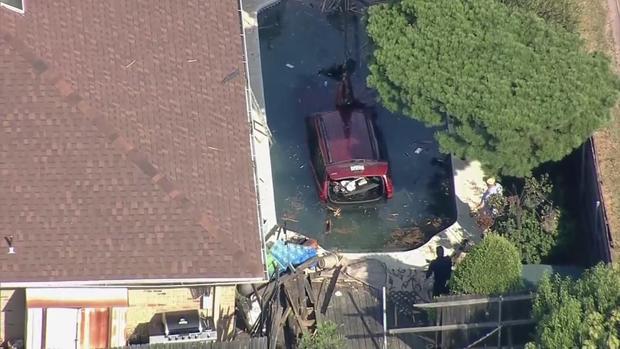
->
257;0;288;42
1;289;25;346
127;321;150;345
215;303;235;341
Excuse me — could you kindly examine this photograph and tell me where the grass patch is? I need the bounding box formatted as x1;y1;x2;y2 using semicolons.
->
578;0;611;52
579;0;620;260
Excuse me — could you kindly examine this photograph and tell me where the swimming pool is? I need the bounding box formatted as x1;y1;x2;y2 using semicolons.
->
258;0;456;252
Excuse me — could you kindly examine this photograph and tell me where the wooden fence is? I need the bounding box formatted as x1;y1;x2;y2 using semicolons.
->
116;337;267;349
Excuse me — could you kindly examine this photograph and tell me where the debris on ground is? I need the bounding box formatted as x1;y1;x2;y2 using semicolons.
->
385;217;448;250
385;227;425;249
236;247;347;348
326;205;342;217
236;235;431;348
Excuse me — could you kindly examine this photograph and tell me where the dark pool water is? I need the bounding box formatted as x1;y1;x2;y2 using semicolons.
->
258;0;456;252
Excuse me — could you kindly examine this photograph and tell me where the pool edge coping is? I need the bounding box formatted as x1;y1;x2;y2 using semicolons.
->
239;0;282;282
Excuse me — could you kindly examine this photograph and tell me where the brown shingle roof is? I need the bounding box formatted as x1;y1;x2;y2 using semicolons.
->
0;1;265;283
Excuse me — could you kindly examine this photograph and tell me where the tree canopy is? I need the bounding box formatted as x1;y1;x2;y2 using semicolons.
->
367;0;619;176
528;263;620;348
449;235;522;295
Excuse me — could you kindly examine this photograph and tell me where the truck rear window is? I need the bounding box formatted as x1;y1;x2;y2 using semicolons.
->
328;176;384;204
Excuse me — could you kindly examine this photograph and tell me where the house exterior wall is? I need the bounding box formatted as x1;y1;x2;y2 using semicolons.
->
0;288;25;345
124;286;236;343
25;307;127;349
212;286;236;341
79;308;110;349
2;286;236;346
125;288;203;342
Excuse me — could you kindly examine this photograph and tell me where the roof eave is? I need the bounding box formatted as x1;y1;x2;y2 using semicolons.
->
0;275;267;289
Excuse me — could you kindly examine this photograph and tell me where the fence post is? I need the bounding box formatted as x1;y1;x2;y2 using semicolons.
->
595;200;601;244
579;143;586;198
497;295;503;348
383;286;388;349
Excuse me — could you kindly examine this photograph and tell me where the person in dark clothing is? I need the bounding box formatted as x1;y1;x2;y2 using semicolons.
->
318;58;357;81
426;246;453;297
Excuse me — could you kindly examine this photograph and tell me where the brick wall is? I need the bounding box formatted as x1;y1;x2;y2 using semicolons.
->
212;286;236;341
124;286;237;343
125;288;203;340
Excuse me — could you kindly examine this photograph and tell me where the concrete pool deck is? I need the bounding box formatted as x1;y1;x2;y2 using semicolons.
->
239;0;281;240
240;0;487;271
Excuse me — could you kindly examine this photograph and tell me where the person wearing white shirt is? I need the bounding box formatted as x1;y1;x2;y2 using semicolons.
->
476;177;503;213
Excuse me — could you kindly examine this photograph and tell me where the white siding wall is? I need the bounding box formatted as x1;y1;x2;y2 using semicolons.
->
25;308;42;349
45;308;79;349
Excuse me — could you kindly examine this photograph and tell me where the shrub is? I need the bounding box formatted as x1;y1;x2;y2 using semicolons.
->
490;175;576;264
528;263;620;348
495;209;557;264
298;321;346;349
449;235;522;295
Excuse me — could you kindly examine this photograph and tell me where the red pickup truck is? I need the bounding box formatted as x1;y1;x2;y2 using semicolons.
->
306;109;394;205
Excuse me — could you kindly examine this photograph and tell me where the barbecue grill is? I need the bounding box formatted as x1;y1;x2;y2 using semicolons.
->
148;310;216;344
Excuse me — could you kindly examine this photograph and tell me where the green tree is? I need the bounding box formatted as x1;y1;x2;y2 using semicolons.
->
298;321;346;349
367;0;619;176
528;263;620;348
449;235;522;295
500;0;581;32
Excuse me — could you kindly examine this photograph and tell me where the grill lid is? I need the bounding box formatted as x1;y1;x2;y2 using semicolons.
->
162;310;202;335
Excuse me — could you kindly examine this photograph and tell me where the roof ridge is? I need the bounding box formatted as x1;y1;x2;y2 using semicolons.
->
0;30;226;241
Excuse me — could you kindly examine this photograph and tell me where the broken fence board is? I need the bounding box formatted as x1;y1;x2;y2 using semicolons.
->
304;277;316;305
283;281;309;334
320;265;342;315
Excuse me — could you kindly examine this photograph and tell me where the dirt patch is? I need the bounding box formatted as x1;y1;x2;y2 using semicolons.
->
579;0;613;53
384;217;446;250
581;0;620;261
